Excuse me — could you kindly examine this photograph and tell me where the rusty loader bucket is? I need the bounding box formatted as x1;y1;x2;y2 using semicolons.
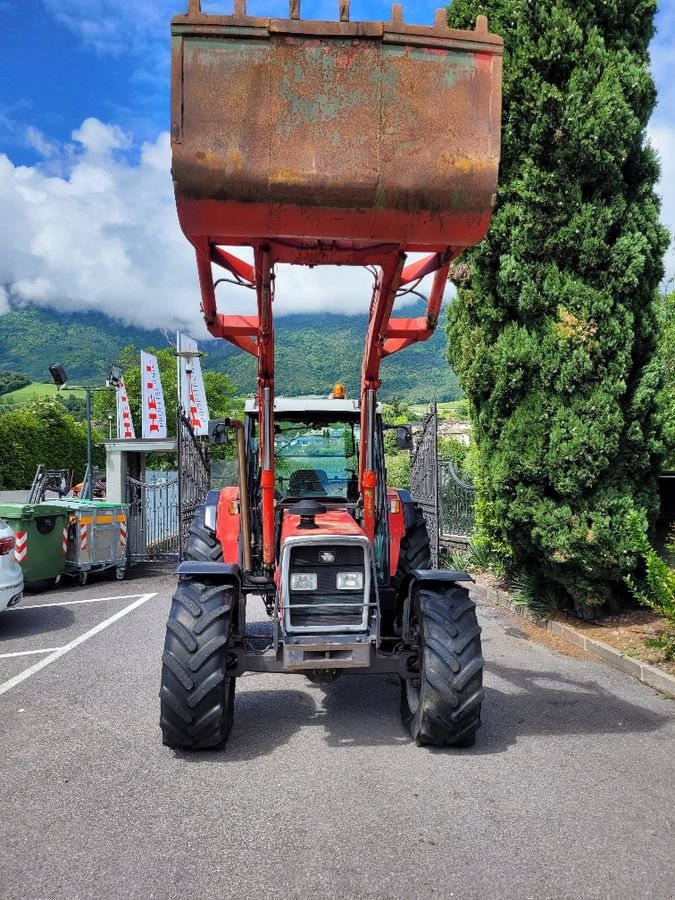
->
171;1;503;251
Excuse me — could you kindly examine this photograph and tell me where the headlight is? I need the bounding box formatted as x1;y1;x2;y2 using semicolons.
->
336;572;364;591
290;572;317;591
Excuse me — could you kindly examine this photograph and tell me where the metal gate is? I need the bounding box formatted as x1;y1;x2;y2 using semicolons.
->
410;401;439;567
126;472;179;561
177;409;211;559
439;459;476;537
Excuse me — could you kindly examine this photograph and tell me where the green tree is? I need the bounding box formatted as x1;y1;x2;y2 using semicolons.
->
0;372;30;396
657;288;675;466
445;0;670;610
0;397;101;490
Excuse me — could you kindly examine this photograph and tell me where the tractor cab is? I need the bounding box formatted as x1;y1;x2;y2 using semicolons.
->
243;397;388;576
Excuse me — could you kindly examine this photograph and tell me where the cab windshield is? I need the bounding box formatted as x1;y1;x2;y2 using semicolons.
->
273;419;360;501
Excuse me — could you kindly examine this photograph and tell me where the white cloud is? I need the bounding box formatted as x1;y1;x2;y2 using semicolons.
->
23;127;59;159
0;118;417;332
41;0;174;57
0;124;199;332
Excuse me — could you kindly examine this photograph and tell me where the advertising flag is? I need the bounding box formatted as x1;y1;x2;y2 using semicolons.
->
141;351;167;439
177;332;210;436
116;377;135;440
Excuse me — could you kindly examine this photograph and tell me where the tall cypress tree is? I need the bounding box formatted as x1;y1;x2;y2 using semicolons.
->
446;0;670;609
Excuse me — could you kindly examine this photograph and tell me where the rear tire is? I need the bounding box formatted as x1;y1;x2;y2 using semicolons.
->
160;578;236;750
401;584;484;747
186;505;223;562
391;503;432;595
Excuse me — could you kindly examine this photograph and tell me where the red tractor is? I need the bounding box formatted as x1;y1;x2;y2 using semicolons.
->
160;1;502;748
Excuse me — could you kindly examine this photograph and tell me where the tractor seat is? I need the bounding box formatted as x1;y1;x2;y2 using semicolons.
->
288;469;328;496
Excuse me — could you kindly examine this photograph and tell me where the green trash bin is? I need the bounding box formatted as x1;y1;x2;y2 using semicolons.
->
0;502;68;586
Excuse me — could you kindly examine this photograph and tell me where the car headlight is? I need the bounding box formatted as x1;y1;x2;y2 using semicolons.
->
336;572;364;591
290;572;317;591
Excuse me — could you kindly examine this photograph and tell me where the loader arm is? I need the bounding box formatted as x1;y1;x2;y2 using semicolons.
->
171;0;503;566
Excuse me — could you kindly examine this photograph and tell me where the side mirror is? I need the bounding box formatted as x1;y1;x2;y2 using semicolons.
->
208;419;229;446
396;425;413;451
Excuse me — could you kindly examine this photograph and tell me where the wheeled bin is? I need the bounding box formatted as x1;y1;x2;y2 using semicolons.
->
0;502;68;587
47;499;129;585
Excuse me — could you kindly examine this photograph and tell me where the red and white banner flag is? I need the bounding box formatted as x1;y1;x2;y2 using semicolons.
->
116;377;136;440
177;332;209;436
141;351;167;439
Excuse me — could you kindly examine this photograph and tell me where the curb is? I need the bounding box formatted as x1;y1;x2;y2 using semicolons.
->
469;580;675;697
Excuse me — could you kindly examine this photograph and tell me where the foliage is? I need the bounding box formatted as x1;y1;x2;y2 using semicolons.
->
0;371;30;396
446;0;670;610
656;288;675;466
0;397;103;490
382;401;412;489
385;451;411;490
626;543;675;659
445;540;505;578
0;301;463;404
510;570;567;620
438;436;471;477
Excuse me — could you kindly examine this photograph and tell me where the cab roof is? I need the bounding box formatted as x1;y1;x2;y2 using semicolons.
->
245;398;381;416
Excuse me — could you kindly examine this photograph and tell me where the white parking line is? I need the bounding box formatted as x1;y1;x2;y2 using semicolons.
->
7;593;150;611
0;593;157;697
0;648;63;659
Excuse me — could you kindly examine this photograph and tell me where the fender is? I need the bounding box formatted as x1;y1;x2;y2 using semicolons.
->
401;570;475;644
176;561;241;586
398;568;474;605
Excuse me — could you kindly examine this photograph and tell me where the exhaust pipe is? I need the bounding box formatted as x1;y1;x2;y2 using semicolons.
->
225;418;252;573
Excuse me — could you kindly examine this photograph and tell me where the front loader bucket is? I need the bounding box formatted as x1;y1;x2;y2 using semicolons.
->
171;2;503;251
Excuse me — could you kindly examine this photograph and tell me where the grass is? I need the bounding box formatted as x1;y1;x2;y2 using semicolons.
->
0;382;86;405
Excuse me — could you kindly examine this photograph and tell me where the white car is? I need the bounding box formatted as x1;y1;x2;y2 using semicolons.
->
0;518;23;612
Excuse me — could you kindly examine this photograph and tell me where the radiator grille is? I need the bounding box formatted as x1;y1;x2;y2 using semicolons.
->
288;544;367;629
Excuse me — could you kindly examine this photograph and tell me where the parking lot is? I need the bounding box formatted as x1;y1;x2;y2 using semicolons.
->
1;565;674;900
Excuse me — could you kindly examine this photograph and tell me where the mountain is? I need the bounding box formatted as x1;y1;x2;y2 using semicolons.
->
0;302;462;403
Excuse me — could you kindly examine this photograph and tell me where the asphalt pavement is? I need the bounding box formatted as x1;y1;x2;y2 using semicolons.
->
0;564;673;900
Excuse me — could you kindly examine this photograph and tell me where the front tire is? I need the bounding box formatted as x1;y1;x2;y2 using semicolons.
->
401;584;484;747
160;578;236;750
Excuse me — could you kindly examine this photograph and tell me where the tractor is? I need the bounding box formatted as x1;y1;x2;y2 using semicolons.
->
160;0;502;748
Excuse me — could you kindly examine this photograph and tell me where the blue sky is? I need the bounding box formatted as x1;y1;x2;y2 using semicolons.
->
0;0;673;334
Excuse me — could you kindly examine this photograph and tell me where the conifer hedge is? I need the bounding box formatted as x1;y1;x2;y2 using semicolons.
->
446;0;670;609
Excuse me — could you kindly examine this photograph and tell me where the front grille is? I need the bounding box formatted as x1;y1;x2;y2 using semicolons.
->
288;544;367;630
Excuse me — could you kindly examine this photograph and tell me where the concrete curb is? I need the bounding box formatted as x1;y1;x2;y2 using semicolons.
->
469;579;675;697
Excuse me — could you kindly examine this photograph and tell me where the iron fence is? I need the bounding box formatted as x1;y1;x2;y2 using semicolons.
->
439;459;476;538
410;402;440;566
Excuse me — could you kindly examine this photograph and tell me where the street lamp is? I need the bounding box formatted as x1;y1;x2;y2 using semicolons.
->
49;362;123;500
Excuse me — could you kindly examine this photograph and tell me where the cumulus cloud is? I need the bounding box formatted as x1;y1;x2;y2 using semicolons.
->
0;118;413;331
0;121;199;332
